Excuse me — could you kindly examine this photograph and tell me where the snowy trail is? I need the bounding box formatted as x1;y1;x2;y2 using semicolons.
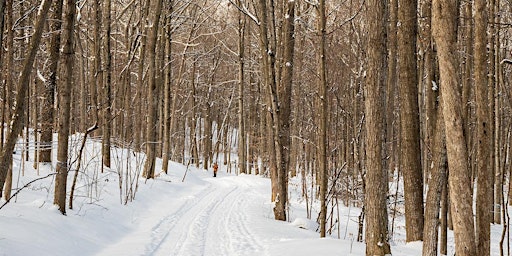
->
96;173;272;256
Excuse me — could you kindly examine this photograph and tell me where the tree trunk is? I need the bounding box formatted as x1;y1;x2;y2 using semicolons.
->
1;0;13;199
134;0;150;151
237;0;246;174
474;0;491;255
54;0;75;215
422;96;447;256
91;0;102;135
102;0;112;168
385;0;397;179
271;0;295;222
161;1;173;174
397;0;424;242
142;0;164;179
317;0;328;238
432;0;477;254
364;0;391;254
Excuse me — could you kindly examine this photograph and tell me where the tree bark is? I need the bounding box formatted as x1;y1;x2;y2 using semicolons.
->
54;0;75;215
474;0;491;254
237;0;246;174
364;0;391;254
422;96;447;256
432;0;477;254
161;1;173;173
142;0;164;179
397;0;424;242
102;0;112;168
317;0;328;238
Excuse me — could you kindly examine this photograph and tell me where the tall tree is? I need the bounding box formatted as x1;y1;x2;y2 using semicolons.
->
364;0;391;254
142;0;164;179
397;0;424;242
91;0;102;133
0;0;53;198
1;0;13;200
102;0;112;168
432;0;477;254
161;0;173;174
237;0;246;174
317;0;328;238
273;0;295;221
54;0;76;215
39;0;64;163
474;0;491;254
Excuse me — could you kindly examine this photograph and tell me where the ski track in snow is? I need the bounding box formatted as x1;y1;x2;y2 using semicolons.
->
143;177;265;256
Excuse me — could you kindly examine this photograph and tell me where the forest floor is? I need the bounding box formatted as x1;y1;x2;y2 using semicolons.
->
0;136;508;255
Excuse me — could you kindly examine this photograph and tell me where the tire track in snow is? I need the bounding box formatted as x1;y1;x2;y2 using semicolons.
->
222;190;265;256
170;185;238;256
144;183;217;256
144;176;267;256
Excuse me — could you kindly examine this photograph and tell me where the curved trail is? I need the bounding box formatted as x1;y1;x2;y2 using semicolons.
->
97;173;271;256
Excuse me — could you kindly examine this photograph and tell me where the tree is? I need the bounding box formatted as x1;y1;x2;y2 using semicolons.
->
102;0;112;168
142;0;164;179
397;0;424;242
54;0;76;215
161;0;173;174
0;0;53;198
474;0;491;254
237;0;246;175
364;0;391;254
38;0;64;164
317;0;328;238
432;0;477;254
422;95;447;256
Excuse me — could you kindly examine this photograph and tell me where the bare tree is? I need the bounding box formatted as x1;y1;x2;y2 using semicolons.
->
237;0;246;174
474;0;491;254
364;0;391;254
397;0;424;242
102;0;112;168
38;0;64;164
142;0;164;179
54;0;76;215
316;0;328;238
0;0;53;198
432;0;477;254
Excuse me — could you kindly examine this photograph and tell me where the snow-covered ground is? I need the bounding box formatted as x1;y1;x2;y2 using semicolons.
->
0;136;508;255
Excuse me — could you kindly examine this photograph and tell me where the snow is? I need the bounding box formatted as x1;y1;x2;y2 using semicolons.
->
0;135;509;256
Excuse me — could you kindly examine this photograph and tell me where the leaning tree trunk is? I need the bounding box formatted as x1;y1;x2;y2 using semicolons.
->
422;96;447;256
54;0;76;215
432;0;477;254
0;0;53;197
364;0;392;254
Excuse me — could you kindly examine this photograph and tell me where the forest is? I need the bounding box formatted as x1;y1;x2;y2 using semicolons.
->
0;0;511;255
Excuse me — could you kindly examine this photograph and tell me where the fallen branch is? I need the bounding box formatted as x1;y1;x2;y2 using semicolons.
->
0;173;57;210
